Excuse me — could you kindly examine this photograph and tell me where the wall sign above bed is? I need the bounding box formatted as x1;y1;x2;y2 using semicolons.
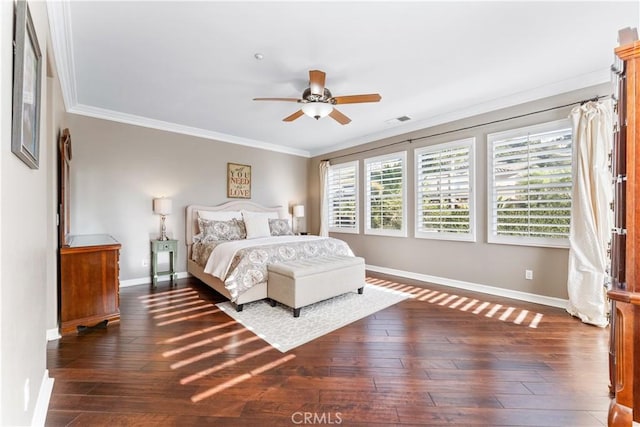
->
227;163;252;199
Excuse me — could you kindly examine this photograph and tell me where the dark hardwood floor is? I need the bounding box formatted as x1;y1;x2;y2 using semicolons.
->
46;273;611;426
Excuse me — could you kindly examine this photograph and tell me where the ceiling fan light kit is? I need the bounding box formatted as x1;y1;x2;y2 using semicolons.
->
253;69;381;125
301;102;334;120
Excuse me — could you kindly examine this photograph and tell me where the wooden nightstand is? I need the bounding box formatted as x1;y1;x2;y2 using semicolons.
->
151;239;178;287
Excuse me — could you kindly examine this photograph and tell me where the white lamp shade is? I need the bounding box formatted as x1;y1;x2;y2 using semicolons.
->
293;205;305;218
153;198;172;215
301;102;333;120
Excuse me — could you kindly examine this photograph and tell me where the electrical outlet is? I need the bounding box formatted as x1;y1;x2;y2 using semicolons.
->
142;259;150;267
525;269;533;280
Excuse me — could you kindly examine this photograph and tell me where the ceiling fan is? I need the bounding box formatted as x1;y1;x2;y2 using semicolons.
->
253;70;381;125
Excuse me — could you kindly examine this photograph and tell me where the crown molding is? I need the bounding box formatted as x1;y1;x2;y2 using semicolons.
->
46;0;77;111
46;1;310;158
310;67;611;157
69;104;311;158
47;0;608;160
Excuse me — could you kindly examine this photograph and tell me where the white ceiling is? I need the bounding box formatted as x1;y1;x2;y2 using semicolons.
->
47;1;638;157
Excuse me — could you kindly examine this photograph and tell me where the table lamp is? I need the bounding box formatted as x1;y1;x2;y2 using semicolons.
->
293;204;305;235
153;198;172;240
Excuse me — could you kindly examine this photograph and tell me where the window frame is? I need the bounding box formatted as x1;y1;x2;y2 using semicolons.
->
487;119;573;248
327;161;360;234
364;151;407;237
414;138;476;242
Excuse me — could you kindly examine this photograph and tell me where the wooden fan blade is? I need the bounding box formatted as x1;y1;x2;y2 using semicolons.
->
283;110;304;122
253;97;301;102
329;108;351;125
309;70;326;96
332;93;382;104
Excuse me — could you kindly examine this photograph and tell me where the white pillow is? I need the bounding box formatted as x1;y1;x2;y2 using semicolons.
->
241;210;279;221
198;210;242;221
243;215;271;239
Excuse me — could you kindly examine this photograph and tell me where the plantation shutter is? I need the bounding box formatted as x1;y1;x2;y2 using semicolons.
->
328;162;358;232
489;122;572;246
365;152;406;236
416;139;474;241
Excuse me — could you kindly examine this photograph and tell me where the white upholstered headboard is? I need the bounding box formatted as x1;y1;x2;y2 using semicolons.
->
185;201;289;247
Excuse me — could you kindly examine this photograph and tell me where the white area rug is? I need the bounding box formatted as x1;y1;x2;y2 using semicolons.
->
216;284;410;352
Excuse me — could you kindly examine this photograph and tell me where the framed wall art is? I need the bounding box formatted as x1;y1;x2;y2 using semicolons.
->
227;163;251;199
12;0;42;169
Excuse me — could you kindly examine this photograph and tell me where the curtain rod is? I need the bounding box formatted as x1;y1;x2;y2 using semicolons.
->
321;94;608;163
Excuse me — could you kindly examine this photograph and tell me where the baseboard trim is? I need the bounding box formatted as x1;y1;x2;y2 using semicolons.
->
48;272;184;338
120;271;190;288
365;264;568;309
121;267;567;308
32;370;54;427
46;328;61;341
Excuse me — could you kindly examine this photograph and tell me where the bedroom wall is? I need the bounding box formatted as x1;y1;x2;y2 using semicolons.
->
1;1;60;425
65;114;309;282
308;83;610;301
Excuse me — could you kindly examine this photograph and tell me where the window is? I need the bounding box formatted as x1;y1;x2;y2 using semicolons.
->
328;161;359;233
415;138;475;241
364;152;407;237
488;119;572;247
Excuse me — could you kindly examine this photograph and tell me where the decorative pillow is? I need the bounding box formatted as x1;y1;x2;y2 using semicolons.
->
197;218;246;241
234;218;247;238
269;218;294;236
244;215;272;239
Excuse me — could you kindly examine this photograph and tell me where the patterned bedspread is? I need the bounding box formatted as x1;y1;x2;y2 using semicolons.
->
192;236;353;302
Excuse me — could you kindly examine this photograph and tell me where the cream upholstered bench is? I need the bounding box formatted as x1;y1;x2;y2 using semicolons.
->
267;255;365;317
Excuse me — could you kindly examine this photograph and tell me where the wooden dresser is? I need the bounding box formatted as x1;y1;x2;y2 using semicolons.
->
608;40;640;426
60;234;121;335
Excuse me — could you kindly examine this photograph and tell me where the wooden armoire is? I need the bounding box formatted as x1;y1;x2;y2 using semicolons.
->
607;40;640;426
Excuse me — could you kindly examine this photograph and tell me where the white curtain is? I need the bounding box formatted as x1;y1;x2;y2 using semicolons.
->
319;161;330;237
566;100;613;327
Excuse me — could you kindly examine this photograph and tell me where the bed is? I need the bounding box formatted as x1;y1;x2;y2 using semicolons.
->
185;201;354;310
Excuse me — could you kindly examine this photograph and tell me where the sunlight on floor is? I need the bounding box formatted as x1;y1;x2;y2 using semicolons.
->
366;277;544;328
162;328;249;357
139;287;302;403
141;277;545;404
180;345;275;385
170;335;262;370
139;287;196;300
160;320;239;344
190;354;296;402
156;308;222;326
141;288;293;402
144;294;201;308
148;298;208;313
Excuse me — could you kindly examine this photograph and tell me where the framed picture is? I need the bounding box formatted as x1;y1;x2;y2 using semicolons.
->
227;163;251;199
12;0;42;169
